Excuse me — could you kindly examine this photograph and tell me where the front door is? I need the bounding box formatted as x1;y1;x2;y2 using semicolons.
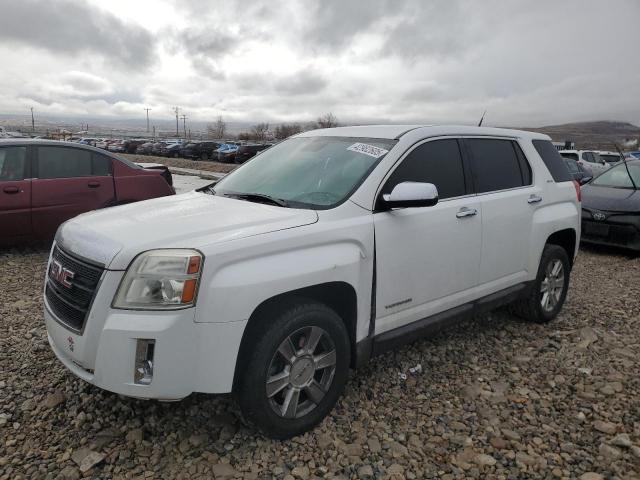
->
31;146;115;237
0;145;32;240
373;138;482;335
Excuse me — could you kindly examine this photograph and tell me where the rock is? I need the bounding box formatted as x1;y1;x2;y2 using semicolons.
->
57;465;81;480
126;428;144;445
474;454;497;466
490;437;508;449
501;429;521;441
71;448;105;473
316;433;333;449
515;452;537;466
577;327;598;349
611;433;632;448
580;473;604;480
343;443;363;457
598;443;621;462
631;445;640;458
388;441;408;457
188;433;208;448
44;392;66;409
357;465;374;477
210;463;237;478
593;420;617;434
387;464;405;475
291;466;310;479
367;437;381;453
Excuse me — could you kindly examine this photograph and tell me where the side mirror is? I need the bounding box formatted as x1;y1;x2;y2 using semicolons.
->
579;176;592;185
381;182;439;209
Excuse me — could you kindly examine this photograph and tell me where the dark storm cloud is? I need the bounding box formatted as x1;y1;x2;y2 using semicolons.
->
0;0;154;67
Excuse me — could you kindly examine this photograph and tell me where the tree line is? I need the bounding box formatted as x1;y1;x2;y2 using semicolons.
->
207;112;339;142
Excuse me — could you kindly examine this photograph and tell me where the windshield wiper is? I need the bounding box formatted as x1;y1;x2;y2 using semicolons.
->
224;192;289;207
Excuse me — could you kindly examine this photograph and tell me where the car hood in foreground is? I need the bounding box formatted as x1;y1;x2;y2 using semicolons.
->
581;185;640;214
56;191;318;270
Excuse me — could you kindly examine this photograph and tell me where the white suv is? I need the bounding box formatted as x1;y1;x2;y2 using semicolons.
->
44;126;580;438
559;149;609;175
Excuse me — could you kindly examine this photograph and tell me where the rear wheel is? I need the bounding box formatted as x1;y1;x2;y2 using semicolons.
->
236;300;350;439
511;244;570;323
200;152;209;161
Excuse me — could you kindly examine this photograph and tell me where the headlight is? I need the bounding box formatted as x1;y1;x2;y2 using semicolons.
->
113;249;203;310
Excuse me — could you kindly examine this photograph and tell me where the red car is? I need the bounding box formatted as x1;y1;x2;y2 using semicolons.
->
0;140;175;245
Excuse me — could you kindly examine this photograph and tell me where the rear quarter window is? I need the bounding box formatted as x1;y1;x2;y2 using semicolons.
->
533;140;572;182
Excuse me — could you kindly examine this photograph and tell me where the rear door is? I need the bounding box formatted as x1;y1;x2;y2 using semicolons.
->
0;145;32;238
32;146;115;237
464;137;538;289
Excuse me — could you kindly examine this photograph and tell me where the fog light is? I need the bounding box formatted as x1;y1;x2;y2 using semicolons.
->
134;339;155;385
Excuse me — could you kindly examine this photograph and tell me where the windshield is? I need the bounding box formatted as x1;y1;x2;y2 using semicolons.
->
591;162;640;189
601;154;621;163
561;152;579;161
213;136;397;208
563;159;579;173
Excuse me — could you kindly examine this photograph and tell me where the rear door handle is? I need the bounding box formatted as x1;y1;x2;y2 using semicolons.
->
3;186;19;194
528;194;542;204
88;181;100;188
456;207;478;218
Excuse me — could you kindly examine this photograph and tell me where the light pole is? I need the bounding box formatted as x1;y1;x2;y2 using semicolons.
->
30;107;35;132
144;108;151;132
173;107;180;137
180;114;187;138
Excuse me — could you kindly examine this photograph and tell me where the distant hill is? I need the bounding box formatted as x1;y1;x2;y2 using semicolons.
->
523;121;640;150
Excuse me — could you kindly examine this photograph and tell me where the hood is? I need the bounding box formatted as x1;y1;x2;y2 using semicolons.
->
57;191;318;270
581;185;640;213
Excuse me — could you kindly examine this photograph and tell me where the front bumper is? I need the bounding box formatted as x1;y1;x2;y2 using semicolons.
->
44;273;247;399
581;214;640;251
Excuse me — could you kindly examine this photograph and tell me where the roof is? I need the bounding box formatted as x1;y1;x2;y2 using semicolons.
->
297;124;550;140
0;138;121;157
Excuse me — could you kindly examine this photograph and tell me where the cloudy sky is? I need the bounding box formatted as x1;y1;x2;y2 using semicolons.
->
0;0;638;127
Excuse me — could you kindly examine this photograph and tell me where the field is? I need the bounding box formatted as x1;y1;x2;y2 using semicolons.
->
1;244;639;479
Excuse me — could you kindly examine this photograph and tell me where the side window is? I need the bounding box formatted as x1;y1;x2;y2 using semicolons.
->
0;146;27;181
534;140;573;182
583;152;594;163
37;147;92;179
382;139;466;200
467;139;528;193
92;153;112;176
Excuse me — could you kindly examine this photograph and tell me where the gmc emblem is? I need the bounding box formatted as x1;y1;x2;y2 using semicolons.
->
49;260;75;288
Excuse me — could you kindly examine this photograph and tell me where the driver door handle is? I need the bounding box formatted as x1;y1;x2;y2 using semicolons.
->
456;207;477;218
528;194;542;204
3;186;20;194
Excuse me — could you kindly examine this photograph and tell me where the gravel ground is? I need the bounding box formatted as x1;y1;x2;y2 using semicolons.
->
122;154;238;175
1;245;639;479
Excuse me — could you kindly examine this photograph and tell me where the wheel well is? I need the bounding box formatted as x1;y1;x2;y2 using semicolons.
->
546;229;576;266
232;282;358;392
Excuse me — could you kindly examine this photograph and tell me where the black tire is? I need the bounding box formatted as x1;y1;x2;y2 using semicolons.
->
235;300;350;439
510;244;570;323
200;152;209;161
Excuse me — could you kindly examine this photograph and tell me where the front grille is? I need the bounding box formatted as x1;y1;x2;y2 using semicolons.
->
45;246;104;332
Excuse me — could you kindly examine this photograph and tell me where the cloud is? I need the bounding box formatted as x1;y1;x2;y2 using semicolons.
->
0;0;154;68
0;0;638;127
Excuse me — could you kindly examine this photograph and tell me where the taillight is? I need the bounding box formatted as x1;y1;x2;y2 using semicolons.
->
572;180;581;202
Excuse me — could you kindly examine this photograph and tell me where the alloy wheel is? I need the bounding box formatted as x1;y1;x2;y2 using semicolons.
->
540;259;565;312
266;326;337;419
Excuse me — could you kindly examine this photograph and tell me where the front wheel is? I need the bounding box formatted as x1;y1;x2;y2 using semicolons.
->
200;152;209;161
511;244;570;323
235;300;350;439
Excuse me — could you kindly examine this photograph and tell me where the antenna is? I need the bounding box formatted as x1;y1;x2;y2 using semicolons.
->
614;143;637;190
478;110;487;127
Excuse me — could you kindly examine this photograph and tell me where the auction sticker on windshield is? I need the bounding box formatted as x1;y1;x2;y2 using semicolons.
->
347;143;389;158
